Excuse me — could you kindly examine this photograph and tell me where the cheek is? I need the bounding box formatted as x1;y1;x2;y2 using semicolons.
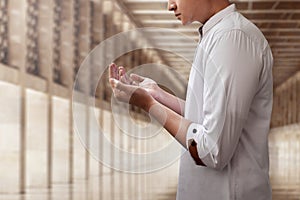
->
177;1;185;12
182;12;192;22
180;4;191;17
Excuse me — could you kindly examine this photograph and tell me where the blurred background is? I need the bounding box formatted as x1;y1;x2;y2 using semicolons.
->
0;0;299;199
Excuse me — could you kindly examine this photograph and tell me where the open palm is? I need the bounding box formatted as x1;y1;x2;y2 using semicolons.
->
111;63;160;100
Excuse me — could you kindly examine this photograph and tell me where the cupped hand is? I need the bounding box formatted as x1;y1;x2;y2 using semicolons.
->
109;78;155;112
109;63;160;100
129;73;160;100
109;63;157;111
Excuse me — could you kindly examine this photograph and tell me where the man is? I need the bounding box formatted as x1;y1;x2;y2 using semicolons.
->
109;0;273;199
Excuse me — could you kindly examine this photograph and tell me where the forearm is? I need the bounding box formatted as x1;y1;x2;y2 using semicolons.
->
148;101;189;147
147;101;206;166
155;87;185;116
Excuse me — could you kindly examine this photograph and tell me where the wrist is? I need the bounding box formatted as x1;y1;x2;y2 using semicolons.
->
143;98;158;113
153;86;164;102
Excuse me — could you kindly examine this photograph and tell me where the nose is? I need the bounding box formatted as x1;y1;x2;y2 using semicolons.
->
168;1;177;11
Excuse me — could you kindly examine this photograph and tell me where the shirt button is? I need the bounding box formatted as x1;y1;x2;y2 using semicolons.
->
193;129;197;134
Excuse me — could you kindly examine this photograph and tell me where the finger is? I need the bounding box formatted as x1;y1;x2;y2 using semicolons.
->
118;66;126;77
120;74;130;84
109;63;119;80
119;67;130;84
130;73;145;83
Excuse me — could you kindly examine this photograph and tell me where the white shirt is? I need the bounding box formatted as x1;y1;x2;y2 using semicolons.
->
177;4;273;200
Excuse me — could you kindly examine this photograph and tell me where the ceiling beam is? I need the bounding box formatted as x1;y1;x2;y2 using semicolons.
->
132;9;300;15
124;0;300;3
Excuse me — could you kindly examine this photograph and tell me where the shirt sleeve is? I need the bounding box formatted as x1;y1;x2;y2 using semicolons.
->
186;30;263;169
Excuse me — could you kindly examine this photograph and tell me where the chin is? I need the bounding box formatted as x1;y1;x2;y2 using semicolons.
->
182;20;192;26
181;18;193;26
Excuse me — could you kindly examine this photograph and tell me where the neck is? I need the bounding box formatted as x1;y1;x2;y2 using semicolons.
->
200;0;230;24
212;0;230;16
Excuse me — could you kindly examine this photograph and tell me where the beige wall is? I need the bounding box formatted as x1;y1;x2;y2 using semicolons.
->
0;82;20;193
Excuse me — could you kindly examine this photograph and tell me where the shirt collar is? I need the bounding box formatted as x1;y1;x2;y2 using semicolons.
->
198;4;236;37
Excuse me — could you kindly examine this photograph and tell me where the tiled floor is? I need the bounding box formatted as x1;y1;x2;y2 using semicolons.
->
0;162;179;200
1;125;300;200
269;125;300;200
1;175;300;200
0;176;177;200
1;165;300;200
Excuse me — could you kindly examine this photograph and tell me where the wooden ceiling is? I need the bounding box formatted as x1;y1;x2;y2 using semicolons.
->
117;0;300;88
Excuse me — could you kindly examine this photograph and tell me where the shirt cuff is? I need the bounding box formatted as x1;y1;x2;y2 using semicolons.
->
186;123;203;149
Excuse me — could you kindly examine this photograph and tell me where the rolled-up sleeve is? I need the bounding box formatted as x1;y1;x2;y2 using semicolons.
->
186;123;204;148
186;30;263;170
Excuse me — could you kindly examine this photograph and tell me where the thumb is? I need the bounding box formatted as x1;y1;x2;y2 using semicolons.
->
109;78;118;88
